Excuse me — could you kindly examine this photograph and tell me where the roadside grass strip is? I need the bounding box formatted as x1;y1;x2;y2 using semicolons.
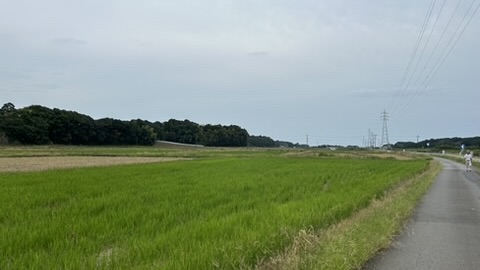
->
0;156;429;269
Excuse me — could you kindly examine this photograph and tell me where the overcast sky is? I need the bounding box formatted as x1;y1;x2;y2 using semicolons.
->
1;0;479;146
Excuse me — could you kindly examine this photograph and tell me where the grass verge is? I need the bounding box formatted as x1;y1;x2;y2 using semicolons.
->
256;158;442;270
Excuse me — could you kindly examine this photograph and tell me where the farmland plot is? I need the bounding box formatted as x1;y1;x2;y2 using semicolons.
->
0;155;428;269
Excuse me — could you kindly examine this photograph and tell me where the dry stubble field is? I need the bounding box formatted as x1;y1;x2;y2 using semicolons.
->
0;156;186;172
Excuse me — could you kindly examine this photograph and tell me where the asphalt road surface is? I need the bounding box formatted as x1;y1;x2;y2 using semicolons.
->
364;158;480;270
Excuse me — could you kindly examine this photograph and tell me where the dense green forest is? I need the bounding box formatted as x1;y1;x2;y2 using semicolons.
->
0;103;250;146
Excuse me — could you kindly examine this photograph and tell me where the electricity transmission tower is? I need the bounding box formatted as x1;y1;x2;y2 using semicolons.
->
367;129;377;149
380;110;391;149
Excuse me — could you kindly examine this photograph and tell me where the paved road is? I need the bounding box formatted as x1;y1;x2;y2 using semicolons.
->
364;158;480;270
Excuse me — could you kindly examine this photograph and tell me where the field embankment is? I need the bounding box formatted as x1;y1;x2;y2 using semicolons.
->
0;148;436;269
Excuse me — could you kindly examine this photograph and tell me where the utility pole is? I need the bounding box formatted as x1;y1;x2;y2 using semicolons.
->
380;109;390;149
306;134;309;146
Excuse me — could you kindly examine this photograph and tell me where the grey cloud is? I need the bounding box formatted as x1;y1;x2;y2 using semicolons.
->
0;70;32;80
248;51;269;57
30;83;60;90
51;37;87;47
352;90;393;99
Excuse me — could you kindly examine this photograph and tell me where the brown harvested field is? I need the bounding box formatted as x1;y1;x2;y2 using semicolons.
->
0;156;188;172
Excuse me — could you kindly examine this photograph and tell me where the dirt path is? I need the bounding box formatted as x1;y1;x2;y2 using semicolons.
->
0;156;187;172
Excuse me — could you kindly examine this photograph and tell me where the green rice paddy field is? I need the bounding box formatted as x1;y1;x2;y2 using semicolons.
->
0;148;431;269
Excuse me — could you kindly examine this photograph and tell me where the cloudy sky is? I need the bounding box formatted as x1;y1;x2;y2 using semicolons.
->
1;0;479;146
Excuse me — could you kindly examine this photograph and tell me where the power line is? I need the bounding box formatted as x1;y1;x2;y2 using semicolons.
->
389;0;437;114
408;0;464;92
403;0;446;101
392;0;447;116
396;0;480;117
422;0;480;87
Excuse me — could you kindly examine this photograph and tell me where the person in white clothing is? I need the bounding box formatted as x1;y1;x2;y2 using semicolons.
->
464;151;473;171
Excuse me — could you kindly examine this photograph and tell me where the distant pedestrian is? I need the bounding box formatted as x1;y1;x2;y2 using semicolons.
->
464;151;473;171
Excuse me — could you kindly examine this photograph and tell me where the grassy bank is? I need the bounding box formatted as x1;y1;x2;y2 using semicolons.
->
0;150;430;269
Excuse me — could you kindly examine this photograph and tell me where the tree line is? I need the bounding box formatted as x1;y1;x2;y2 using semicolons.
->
0;103;252;147
394;137;480;150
